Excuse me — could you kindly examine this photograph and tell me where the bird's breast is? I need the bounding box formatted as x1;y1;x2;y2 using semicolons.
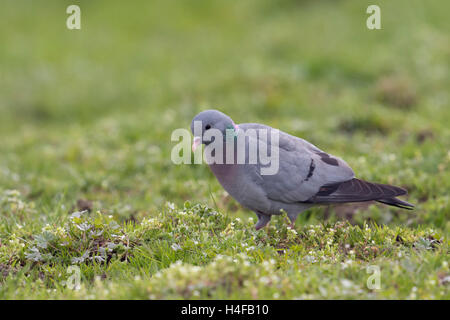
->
209;163;237;186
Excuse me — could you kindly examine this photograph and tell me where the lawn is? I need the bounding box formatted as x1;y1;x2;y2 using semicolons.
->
0;0;448;299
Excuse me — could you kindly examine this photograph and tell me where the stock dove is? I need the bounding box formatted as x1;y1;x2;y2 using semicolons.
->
190;110;413;230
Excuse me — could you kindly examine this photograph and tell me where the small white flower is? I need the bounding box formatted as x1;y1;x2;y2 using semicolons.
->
341;279;353;288
166;202;175;210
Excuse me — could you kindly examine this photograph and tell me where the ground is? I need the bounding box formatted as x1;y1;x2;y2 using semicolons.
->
0;0;449;299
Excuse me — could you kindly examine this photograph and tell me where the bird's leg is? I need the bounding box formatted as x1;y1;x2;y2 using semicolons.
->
255;212;271;230
287;212;298;229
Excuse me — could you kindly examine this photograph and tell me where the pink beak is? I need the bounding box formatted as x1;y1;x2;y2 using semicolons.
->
192;137;201;152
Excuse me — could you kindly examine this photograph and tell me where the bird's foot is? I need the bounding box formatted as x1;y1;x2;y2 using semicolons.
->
255;212;271;230
287;213;298;230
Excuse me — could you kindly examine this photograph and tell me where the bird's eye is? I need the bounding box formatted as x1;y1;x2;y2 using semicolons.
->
205;124;211;130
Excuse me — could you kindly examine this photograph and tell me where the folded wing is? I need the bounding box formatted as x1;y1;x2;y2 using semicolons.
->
307;178;414;209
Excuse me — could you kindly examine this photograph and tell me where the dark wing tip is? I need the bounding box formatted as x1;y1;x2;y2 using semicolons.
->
309;178;412;205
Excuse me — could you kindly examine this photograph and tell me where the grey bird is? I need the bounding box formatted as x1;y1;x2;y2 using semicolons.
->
190;109;414;230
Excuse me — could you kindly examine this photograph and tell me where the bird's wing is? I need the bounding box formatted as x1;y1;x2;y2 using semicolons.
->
308;178;407;203
238;123;355;203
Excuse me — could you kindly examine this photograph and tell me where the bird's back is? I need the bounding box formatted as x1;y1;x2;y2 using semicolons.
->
237;123;355;203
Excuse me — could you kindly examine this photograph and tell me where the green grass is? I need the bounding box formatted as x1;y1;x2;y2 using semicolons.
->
0;0;449;299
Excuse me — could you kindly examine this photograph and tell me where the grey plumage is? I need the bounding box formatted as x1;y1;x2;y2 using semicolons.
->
190;110;414;230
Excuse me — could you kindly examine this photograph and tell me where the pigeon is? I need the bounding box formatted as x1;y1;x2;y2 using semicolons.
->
190;109;414;230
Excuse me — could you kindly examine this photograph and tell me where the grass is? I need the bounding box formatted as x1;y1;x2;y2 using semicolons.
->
0;0;449;299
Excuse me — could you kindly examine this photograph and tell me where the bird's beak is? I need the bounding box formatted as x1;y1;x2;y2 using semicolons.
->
192;136;201;152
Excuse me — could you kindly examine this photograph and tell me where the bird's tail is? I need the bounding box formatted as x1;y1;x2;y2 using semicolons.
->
309;178;414;210
376;197;414;210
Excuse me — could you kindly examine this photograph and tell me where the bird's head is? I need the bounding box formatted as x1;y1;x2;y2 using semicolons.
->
190;109;239;151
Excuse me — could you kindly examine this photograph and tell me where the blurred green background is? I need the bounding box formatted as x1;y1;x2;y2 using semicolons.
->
0;0;449;232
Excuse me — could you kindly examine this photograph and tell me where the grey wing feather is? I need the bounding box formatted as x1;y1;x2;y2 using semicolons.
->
238;123;355;203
